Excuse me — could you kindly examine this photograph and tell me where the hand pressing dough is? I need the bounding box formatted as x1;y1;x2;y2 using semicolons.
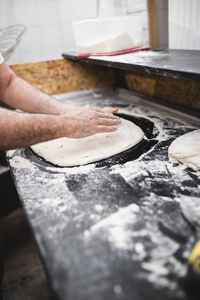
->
168;129;200;171
31;118;144;167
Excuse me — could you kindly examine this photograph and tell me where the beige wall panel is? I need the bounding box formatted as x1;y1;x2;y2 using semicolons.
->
125;71;200;112
10;59;115;95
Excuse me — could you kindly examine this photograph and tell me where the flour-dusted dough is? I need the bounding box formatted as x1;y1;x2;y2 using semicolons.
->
31;118;144;167
168;129;200;171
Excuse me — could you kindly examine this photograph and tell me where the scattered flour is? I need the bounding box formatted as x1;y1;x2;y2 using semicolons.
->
46;163;96;175
9;155;37;170
84;203;140;251
94;204;104;213
113;284;123;297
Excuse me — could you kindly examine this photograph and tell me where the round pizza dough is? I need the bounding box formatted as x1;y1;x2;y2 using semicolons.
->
31;118;144;167
168;129;200;171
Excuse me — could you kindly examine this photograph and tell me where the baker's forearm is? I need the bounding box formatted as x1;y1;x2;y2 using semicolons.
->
0;107;65;150
2;75;71;115
0;62;118;116
0;105;120;150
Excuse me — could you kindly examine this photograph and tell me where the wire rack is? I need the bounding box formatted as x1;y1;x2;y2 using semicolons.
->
0;24;26;60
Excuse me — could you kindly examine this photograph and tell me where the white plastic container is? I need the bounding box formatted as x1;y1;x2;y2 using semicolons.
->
72;15;143;55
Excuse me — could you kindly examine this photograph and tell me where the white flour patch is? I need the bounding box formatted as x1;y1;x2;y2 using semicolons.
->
94;204;104;213
134;242;146;259
111;160;167;182
9;155;37;170
46;163;96;175
84;203;140;251
142;260;170;276
113;284;123;297
6;150;16;158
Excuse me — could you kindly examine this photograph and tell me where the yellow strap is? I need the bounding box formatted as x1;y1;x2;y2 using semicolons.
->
189;240;200;273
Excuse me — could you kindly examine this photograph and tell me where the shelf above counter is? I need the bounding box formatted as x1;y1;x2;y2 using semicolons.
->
62;49;200;83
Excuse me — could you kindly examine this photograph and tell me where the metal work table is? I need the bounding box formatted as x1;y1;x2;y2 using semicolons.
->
7;88;200;300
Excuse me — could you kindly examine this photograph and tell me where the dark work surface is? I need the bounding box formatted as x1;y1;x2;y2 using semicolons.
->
7;88;200;300
62;49;200;82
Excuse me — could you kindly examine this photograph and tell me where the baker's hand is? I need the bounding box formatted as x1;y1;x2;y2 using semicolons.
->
101;107;118;114
59;103;118;115
61;104;121;139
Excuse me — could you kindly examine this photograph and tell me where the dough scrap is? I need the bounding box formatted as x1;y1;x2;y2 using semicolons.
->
31;118;144;167
168;129;200;171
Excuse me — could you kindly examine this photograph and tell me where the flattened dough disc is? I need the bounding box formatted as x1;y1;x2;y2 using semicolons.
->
168;129;200;171
31;118;144;167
